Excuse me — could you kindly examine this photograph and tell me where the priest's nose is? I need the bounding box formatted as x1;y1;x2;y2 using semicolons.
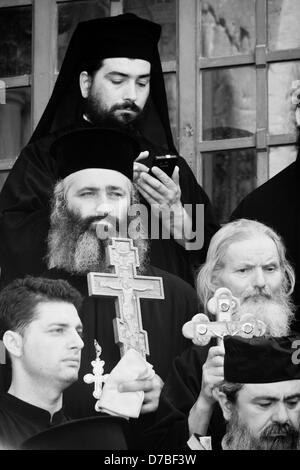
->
271;403;290;424
123;82;137;102
252;267;266;289
95;198;112;216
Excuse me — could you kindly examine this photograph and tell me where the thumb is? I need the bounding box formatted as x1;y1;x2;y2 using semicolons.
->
172;166;180;184
135;151;149;162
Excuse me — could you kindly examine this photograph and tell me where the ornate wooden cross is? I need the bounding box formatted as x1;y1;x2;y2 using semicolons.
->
87;238;165;359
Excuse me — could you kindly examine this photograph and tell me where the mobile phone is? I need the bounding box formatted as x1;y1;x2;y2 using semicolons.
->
149;155;178;178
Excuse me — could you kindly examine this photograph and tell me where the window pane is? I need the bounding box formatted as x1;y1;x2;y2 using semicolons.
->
268;0;300;50
0;6;32;77
0;87;31;160
124;0;176;61
268;61;300;135
164;72;177;143
203;149;256;224
58;0;110;70
269;145;297;178
202;67;256;140
200;0;255;58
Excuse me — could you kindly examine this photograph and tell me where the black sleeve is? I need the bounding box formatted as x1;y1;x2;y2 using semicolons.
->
145;345;208;449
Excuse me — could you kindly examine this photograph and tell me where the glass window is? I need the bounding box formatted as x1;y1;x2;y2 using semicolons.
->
124;0;176;61
268;61;300;135
202;66;256;140
164;72;177;143
0;87;31;160
200;0;255;58
0;6;32;77
203;148;256;224
57;0;110;70
269;145;297;178
268;0;300;50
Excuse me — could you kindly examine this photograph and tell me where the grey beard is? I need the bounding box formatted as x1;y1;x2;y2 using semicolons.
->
223;409;300;450
47;197;149;274
238;287;294;337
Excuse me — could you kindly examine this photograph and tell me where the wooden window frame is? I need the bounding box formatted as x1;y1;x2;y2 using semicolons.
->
197;0;300;191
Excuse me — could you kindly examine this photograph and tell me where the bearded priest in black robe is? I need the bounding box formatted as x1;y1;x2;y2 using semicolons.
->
42;127;199;449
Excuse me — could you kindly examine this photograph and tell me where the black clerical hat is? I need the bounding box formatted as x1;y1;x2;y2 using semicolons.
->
76;13;161;65
224;335;300;384
51;127;140;180
21;415;128;450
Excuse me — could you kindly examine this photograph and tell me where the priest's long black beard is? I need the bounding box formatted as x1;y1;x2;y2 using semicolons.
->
47;183;149;274
223;409;300;450
238;286;294;337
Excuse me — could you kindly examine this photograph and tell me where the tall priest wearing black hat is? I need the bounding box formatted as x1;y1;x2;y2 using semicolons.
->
43;126;199;449
0;13;219;289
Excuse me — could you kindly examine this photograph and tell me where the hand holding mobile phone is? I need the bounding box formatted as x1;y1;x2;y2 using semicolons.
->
149;155;178;179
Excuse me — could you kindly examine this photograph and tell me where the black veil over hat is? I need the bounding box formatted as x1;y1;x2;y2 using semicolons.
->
30;13;177;154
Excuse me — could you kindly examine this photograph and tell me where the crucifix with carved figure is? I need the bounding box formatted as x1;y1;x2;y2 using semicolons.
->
87;238;165;359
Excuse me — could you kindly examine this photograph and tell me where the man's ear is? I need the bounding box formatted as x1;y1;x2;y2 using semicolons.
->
215;389;233;422
3;331;23;358
79;71;91;98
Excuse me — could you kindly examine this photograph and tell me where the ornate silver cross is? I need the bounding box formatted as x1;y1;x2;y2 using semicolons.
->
87;238;164;358
183;287;266;346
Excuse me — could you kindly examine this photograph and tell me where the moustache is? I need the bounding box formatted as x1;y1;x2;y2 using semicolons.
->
83;215;121;238
241;286;273;302
110;102;141;114
261;422;298;440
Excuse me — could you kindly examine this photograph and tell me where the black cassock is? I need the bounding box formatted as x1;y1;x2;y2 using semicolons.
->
231;155;300;333
0;393;67;450
146;343;226;450
44;264;199;449
0;121;219;288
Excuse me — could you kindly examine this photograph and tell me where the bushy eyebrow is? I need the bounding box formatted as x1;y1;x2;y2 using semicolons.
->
106;71;150;79
252;393;300;402
76;185;126;193
47;322;83;330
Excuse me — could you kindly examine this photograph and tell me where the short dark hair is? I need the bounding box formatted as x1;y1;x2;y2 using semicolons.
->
81;58;104;79
0;276;82;336
218;381;244;404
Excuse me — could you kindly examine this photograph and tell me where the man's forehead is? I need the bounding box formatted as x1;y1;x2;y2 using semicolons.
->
33;301;82;327
101;57;151;74
224;235;279;265
241;380;300;400
64;168;131;193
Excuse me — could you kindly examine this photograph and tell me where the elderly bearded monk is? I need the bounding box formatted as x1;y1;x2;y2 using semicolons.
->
42;127;199;449
148;218;296;449
0;13;218;288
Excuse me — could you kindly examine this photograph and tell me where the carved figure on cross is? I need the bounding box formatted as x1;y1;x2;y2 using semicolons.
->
87;238;164;359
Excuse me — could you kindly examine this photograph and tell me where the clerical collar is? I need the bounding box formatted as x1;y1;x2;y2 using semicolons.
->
1;393;66;426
